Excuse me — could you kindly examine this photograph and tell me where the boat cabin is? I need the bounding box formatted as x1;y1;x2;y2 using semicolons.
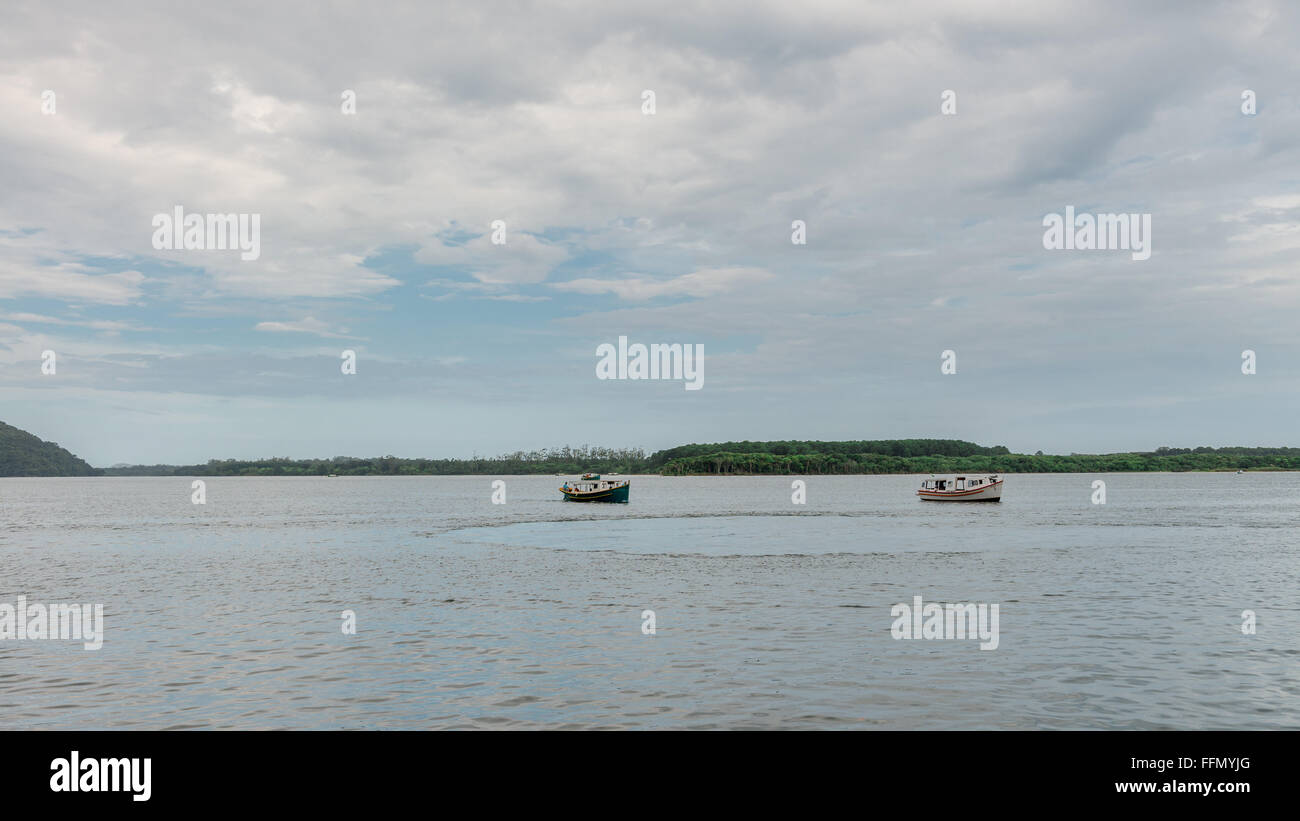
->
920;474;999;491
563;474;627;492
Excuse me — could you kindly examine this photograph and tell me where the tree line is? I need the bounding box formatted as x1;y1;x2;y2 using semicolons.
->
656;445;1300;475
92;440;1300;476
100;446;650;476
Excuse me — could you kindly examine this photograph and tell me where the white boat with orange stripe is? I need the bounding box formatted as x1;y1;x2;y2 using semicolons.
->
917;474;1003;502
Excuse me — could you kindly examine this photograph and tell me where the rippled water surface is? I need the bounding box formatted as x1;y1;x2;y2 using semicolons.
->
2;473;1298;729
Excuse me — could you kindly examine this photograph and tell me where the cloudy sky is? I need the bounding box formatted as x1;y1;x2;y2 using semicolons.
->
2;0;1298;466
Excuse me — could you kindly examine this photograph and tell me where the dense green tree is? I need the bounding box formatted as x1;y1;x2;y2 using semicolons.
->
86;437;1300;477
0;421;99;476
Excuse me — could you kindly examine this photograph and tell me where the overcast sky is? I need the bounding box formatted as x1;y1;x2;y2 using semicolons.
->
2;0;1298;466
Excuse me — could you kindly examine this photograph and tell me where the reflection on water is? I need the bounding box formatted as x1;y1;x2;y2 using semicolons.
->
1;473;1298;729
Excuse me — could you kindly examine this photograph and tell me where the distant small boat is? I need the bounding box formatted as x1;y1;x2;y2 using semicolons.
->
917;474;1003;502
561;473;630;503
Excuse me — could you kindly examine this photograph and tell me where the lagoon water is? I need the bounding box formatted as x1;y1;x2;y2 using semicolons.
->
2;473;1298;729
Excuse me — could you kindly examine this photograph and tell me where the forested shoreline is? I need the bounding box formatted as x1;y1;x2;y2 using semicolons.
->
655;446;1300;475
6;417;1299;477
97;441;1300;476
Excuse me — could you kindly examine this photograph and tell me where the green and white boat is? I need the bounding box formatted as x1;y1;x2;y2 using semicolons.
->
559;473;630;503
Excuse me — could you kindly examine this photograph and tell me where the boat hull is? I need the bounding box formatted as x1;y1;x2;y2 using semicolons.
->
560;482;630;503
917;480;1003;502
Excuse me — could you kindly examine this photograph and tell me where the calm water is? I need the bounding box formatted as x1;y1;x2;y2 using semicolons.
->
2;473;1298;729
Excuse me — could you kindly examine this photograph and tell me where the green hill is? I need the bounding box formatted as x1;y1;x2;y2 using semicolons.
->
0;421;99;476
645;439;1008;470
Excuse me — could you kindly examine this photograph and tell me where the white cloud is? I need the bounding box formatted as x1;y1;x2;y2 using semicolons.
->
417;232;568;284
3;0;1300;456
552;266;773;300
254;316;360;339
0;261;145;306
